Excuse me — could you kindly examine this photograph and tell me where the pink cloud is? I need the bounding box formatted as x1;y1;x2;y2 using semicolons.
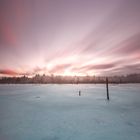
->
0;69;32;76
1;23;18;47
49;64;72;74
0;69;19;76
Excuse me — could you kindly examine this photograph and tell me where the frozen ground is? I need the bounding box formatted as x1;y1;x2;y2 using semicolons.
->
0;84;140;140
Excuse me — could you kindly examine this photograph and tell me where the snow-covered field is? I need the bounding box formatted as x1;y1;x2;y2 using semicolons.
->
0;84;140;140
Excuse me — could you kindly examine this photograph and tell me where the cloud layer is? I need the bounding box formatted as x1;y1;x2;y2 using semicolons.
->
0;0;140;76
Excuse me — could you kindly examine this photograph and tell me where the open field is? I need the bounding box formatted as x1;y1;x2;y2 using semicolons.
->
0;84;140;140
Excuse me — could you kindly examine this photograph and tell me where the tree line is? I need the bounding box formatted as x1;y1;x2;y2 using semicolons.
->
0;73;140;84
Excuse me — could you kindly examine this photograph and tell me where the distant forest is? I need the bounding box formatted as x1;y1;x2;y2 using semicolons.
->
0;74;140;84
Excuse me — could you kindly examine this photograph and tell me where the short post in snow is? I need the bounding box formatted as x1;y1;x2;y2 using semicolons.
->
106;77;109;100
79;90;81;96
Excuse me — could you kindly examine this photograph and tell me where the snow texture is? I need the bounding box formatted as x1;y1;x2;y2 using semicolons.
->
0;84;140;140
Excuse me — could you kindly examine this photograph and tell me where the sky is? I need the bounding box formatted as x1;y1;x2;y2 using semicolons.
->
0;0;140;77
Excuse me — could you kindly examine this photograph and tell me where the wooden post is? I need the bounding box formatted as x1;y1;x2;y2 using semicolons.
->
106;77;109;100
79;90;81;96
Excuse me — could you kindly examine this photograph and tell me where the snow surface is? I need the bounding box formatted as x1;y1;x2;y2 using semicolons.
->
0;84;140;140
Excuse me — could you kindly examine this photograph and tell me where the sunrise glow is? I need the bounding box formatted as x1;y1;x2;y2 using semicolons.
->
0;0;140;77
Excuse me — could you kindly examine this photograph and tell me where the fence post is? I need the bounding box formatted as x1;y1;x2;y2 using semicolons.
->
79;90;81;96
106;77;109;100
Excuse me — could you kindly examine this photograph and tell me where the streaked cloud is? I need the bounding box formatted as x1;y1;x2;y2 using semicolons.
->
0;69;18;76
0;0;140;76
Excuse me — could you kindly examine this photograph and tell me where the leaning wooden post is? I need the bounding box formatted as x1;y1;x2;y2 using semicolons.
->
106;77;109;100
